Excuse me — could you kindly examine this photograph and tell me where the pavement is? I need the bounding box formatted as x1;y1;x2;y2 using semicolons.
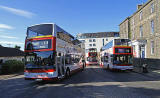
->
0;72;23;80
132;66;160;79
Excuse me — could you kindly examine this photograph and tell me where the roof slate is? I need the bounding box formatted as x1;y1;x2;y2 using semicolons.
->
0;47;24;57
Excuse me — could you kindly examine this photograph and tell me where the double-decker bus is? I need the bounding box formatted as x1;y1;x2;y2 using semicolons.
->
86;48;98;66
100;39;133;71
24;23;85;81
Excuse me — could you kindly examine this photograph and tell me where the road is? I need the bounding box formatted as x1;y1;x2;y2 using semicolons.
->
0;65;160;98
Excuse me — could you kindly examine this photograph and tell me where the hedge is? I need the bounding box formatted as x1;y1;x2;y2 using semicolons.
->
1;60;24;74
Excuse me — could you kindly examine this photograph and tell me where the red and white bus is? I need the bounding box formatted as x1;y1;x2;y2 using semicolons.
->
86;48;98;65
24;23;85;81
100;39;133;71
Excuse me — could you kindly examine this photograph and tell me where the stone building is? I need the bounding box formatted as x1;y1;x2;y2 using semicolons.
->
119;17;130;39
119;0;160;59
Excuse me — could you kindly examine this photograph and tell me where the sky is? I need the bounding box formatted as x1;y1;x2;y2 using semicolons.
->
0;0;147;50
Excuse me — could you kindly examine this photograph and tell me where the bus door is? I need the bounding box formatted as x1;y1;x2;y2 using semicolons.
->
57;52;65;77
109;55;114;67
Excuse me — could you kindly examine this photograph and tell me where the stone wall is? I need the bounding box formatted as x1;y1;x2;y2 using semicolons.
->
133;58;160;69
119;18;129;39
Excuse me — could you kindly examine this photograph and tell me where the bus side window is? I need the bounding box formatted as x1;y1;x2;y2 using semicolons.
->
58;53;61;56
87;57;90;61
111;57;113;63
65;54;71;65
101;57;103;62
104;56;108;62
109;55;112;63
57;52;61;64
73;55;80;63
61;54;65;65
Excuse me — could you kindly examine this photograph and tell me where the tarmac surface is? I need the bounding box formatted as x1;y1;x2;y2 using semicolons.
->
0;65;160;98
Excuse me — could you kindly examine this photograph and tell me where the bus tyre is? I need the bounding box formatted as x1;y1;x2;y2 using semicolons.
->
107;65;109;70
65;69;70;79
82;63;85;71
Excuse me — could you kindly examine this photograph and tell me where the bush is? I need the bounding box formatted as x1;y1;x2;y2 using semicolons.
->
1;60;24;74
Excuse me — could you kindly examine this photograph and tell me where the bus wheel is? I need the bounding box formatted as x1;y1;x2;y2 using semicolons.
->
65;69;70;79
107;65;109;70
82;63;85;71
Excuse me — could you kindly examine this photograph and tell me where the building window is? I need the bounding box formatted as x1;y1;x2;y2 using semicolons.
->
102;39;104;46
106;39;108;41
151;41;154;54
85;49;89;53
89;39;92;42
89;44;92;47
151;20;154;34
93;39;96;42
81;40;85;43
151;3;154;13
93;44;96;46
114;33;119;37
140;25;143;37
140;11;143;20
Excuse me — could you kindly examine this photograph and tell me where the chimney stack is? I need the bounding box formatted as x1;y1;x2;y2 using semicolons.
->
137;4;143;10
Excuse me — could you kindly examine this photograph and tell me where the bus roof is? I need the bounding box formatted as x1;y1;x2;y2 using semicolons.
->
27;23;74;39
28;23;55;28
101;38;131;51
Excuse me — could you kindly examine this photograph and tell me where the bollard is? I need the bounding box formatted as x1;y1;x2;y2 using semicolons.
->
142;64;148;73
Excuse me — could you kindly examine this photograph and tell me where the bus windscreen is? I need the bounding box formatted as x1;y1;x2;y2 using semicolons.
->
113;55;133;65
25;51;56;68
89;52;97;57
27;24;53;38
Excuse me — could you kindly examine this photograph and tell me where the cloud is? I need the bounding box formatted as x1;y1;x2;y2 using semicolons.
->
0;35;18;39
0;41;24;45
0;24;14;29
0;5;35;18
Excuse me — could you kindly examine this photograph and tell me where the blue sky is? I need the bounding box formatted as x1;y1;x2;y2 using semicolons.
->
0;0;147;50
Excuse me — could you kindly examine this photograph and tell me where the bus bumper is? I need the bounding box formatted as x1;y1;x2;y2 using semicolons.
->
25;77;58;81
24;72;58;81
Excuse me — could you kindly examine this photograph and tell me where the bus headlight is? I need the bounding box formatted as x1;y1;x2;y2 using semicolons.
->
47;72;54;76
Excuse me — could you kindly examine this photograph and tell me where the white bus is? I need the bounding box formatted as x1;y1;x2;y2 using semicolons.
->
100;39;133;71
24;23;85;81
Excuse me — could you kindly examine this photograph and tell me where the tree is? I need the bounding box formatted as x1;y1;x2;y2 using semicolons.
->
14;45;21;50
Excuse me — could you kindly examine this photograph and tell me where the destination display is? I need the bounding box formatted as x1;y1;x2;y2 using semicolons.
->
26;39;51;50
89;52;97;57
115;48;131;53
